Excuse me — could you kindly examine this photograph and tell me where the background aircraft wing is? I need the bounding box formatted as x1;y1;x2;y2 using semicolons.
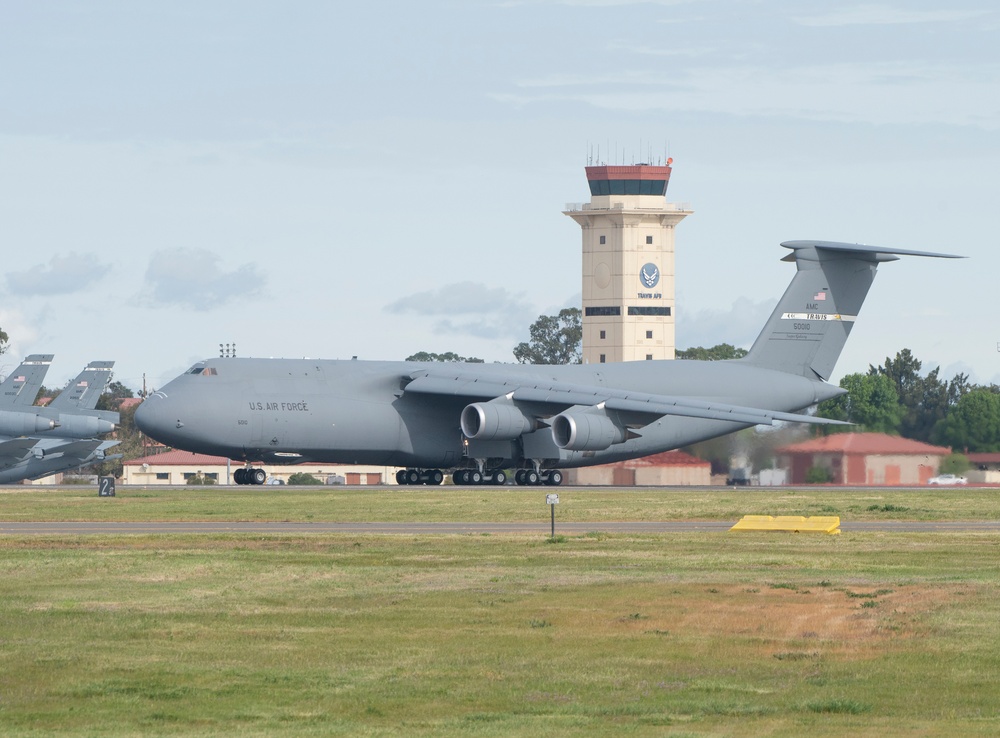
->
402;369;848;429
0;438;39;464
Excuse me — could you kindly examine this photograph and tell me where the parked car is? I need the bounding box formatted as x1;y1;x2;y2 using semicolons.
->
928;474;968;485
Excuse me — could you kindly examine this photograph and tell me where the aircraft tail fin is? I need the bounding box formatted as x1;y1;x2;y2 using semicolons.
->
48;361;115;411
0;354;54;409
742;241;962;381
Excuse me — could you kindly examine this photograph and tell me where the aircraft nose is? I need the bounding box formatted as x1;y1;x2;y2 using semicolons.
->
135;393;179;442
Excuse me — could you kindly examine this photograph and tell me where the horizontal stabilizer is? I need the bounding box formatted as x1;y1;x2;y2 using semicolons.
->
780;240;965;261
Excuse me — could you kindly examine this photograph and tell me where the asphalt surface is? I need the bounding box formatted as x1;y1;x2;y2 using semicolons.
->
2;520;1000;535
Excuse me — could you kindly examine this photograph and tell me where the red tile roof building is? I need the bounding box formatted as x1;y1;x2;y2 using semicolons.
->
776;433;951;485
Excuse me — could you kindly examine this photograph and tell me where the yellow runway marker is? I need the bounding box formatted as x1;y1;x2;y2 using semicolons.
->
730;515;841;535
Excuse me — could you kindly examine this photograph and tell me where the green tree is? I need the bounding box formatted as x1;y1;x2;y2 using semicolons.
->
0;327;7;354
870;349;969;442
675;343;748;361
513;308;582;365
405;352;484;363
96;380;135;411
816;372;902;434
288;472;323;485
931;388;1000;452
938;453;970;475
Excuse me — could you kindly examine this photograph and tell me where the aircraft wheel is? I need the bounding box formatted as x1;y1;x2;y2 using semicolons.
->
546;470;563;486
395;469;407;485
428;469;444;485
525;470;540;486
251;468;267;485
453;470;467;485
492;470;507;486
405;469;421;485
515;470;526;485
470;470;483;485
234;468;246;485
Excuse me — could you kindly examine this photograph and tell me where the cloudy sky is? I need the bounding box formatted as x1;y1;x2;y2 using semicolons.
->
1;1;998;391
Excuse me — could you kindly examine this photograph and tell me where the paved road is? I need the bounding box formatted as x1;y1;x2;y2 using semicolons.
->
3;520;1000;535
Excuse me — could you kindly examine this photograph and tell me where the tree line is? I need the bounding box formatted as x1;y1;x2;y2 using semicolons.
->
816;348;998;452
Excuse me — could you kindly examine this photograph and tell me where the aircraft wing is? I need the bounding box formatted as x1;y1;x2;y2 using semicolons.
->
402;369;848;428
0;438;39;464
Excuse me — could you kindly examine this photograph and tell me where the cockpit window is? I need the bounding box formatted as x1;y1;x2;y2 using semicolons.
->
188;366;218;376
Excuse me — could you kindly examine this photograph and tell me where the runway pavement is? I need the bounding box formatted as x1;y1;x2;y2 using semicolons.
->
3;520;1000;535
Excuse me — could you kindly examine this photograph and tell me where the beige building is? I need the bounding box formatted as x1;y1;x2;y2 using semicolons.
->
123;449;400;486
565;163;692;364
569;450;711;486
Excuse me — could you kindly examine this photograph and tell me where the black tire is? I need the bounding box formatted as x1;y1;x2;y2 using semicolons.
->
453;470;467;485
547;470;563;486
493;470;507;486
396;469;407;485
405;469;420;485
234;468;246;485
251;468;267;485
525;470;540;486
515;470;526;485
428;469;444;485
470;470;483;485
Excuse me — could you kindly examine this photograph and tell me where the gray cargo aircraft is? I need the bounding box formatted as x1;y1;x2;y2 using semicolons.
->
135;241;960;486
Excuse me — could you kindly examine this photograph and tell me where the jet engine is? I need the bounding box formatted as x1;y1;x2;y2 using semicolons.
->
0;410;55;436
461;398;536;441
52;414;116;438
551;406;627;451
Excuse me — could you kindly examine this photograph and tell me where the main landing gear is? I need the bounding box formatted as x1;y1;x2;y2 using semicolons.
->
395;468;445;486
453;469;508;486
514;469;563;486
234;467;267;485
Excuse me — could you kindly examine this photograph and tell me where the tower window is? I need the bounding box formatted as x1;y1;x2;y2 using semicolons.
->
646;236;653;244
599;354;606;364
646;330;653;339
628;306;671;316
599;330;606;339
599;235;606;245
586;306;621;317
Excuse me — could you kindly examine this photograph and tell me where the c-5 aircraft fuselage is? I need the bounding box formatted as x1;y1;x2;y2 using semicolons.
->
139;357;838;470
136;241;962;486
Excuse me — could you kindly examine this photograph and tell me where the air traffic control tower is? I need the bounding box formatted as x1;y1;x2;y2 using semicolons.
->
564;161;692;363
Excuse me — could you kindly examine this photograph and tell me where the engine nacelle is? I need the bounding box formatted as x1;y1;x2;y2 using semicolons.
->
51;414;116;438
551;407;627;451
0;410;55;436
461;399;535;441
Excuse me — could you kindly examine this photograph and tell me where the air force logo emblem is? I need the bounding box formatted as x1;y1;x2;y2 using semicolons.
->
640;263;660;288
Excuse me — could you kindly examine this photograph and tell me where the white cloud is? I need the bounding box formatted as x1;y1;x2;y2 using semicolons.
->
6;252;111;296
495;61;1000;129
676;296;776;350
387;282;538;340
140;248;265;311
794;5;990;27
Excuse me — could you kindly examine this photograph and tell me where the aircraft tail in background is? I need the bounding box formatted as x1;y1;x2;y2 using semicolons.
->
0;354;53;408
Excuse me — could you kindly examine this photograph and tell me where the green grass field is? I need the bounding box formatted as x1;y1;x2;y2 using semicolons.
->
2;486;1000;736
